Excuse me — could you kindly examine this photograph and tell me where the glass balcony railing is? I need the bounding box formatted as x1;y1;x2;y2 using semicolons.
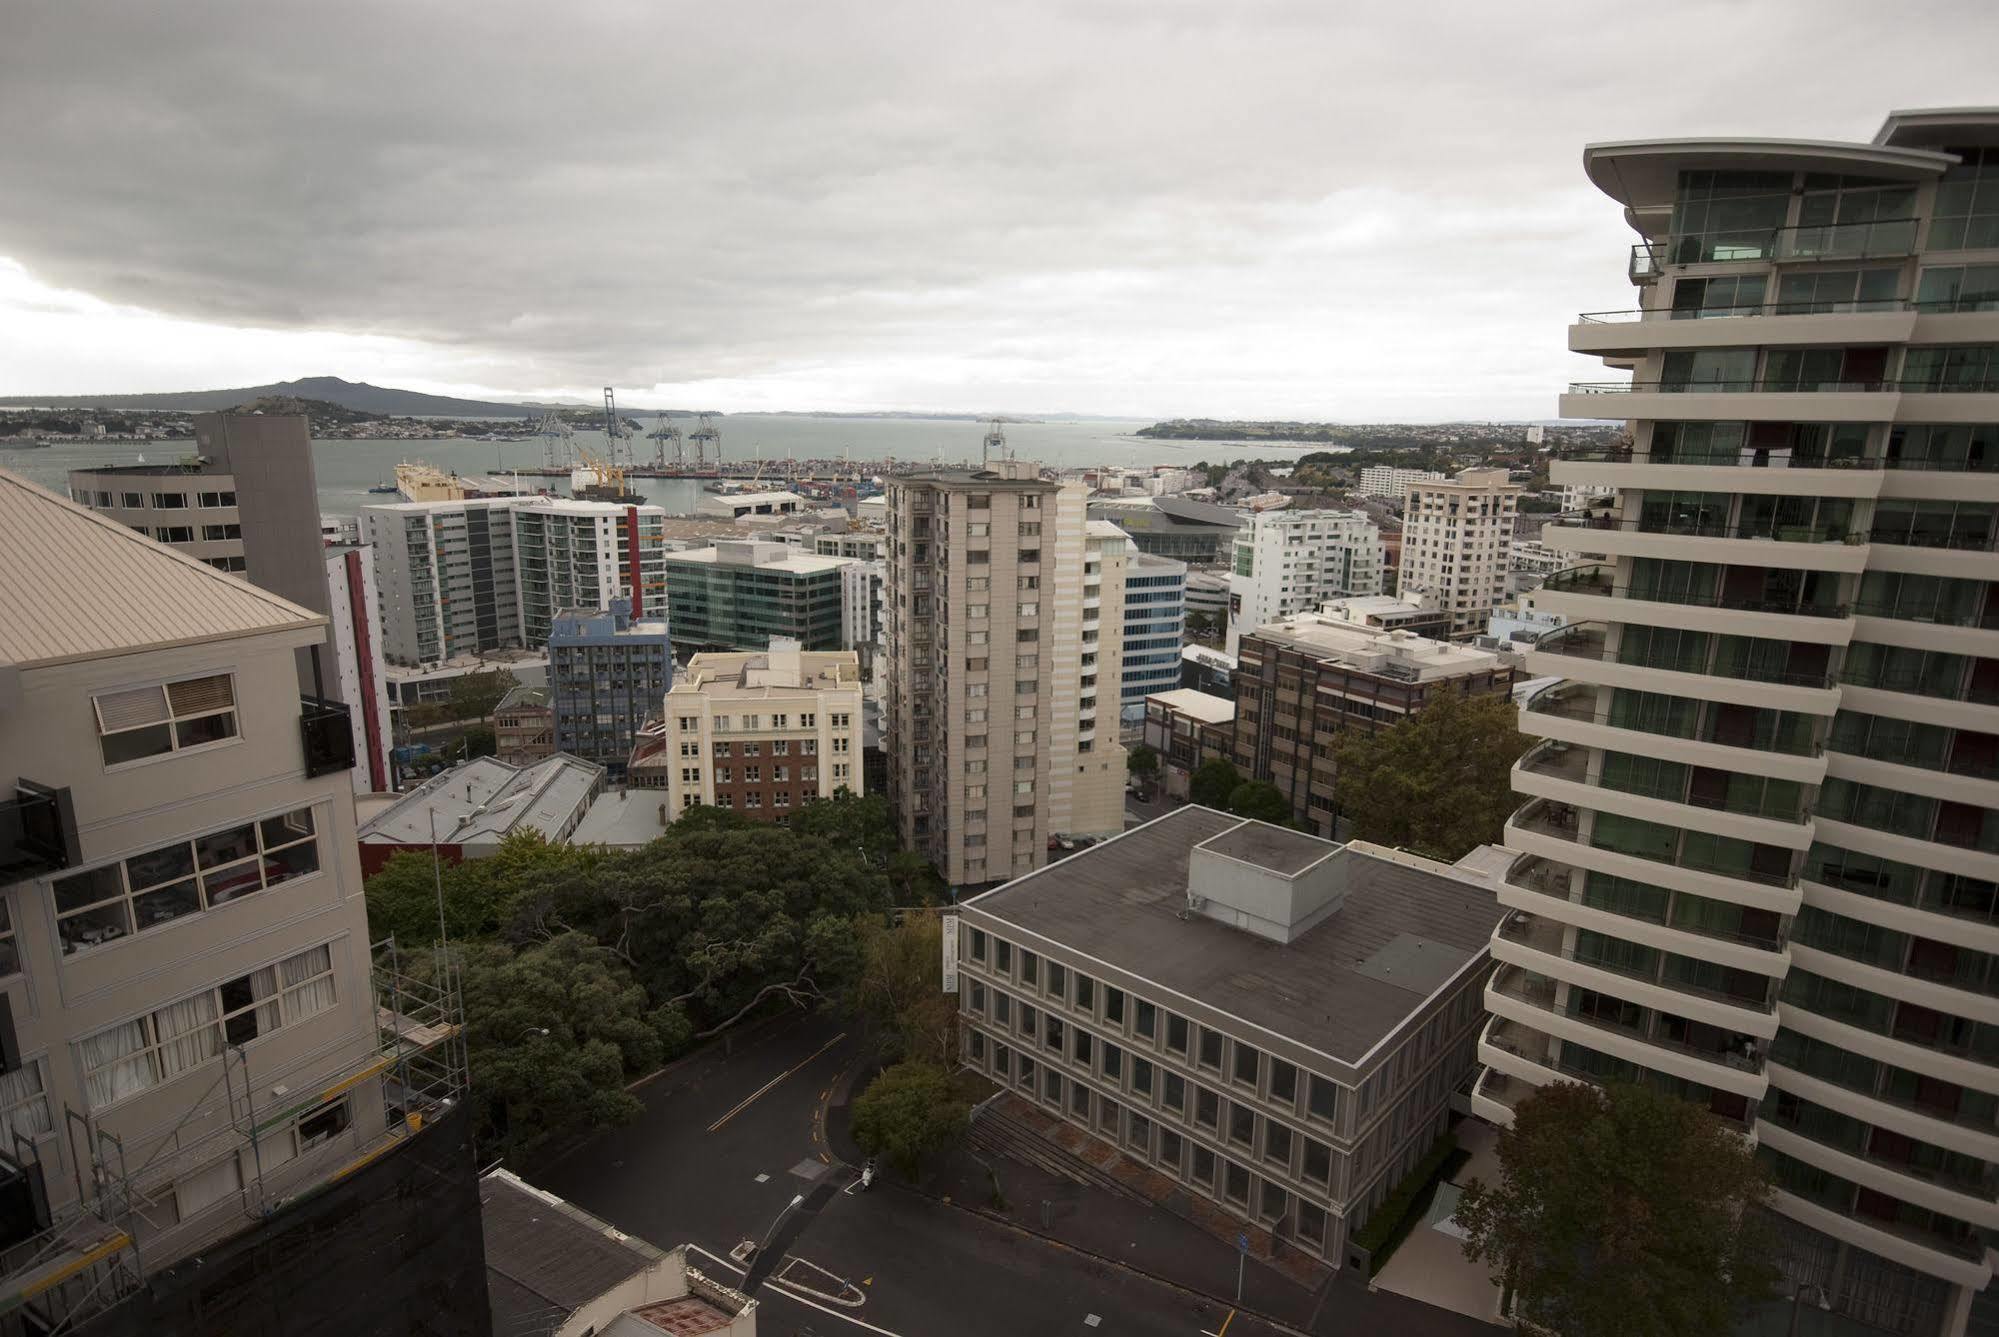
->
1568;379;1902;395
1577;298;1916;323
1557;443;1879;470
1546;513;1854;545
1524;682;1824;758
0;780;80;884
1540;567;1848;620
301;697;357;778
1527;622;1838;691
1631;219;1922;273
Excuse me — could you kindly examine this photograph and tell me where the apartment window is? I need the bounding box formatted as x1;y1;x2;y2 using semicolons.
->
1223;1161;1251;1206
79;944;338;1108
800;713;815;728
1019;1003;1037;1037
1158;1127;1184;1174
745;792;762;809
150;492;187;509
0;1061;51;1142
1070;1080;1090;1118
297;1096;352;1150
678;715;700;732
196;491;236;508
53;808;319;955
94;674;238;765
200;523;242;542
680;767;701;785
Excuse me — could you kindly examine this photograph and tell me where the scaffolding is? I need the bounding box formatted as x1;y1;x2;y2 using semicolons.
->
0;938;465;1335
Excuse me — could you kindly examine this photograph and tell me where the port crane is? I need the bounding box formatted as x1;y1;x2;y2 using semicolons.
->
603;387;635;470
648;412;683;469
535;410;575;470
982;418;1008;467
689;414;721;471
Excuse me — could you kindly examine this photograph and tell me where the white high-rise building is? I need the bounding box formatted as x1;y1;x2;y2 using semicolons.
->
1475;107;1999;1336
1396;469;1520;638
362;496;667;667
1357;465;1445;499
1225;509;1384;657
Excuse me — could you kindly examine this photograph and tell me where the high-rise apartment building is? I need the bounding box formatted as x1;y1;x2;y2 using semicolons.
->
0;470;476;1330
1357;465;1445;499
649;646;864;820
363;498;523;666
362;496;666;667
1396;469;1520;639
662;540;849;653
1122;551;1188;708
547;601;673;778
512;499;669;646
69;413;391;795
885;464;1124;890
1226;510;1385;657
1477;109;1999;1336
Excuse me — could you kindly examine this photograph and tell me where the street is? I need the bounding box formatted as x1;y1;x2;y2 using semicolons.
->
534;1012;1290;1336
531;1010;1496;1337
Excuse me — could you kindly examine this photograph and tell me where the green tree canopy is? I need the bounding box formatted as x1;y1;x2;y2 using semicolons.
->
850;1061;969;1178
455;932;689;1163
1226;780;1292;824
1126;744;1160;778
1332;692;1528;860
850;913;956;1066
1456;1081;1777;1337
1188;758;1243;809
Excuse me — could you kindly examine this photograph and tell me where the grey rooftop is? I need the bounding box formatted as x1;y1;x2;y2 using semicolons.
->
965;807;1503;1067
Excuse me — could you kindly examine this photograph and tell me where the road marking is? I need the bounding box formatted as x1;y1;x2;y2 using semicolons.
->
755;1173;769;1183
1217;1309;1237;1335
1085;1315;1101;1328
688;1243;907;1336
706;1032;848;1134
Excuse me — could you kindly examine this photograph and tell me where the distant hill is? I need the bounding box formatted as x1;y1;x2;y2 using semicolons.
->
231;394;375;425
0;376;539;418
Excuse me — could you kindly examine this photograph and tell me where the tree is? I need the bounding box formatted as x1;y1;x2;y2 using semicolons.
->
850;1061;969;1178
455;932;690;1163
1126;744;1160;780
1188;758;1243;809
1456;1082;1777;1337
449;668;518;722
1226;780;1292;824
462;725;497;759
1332;692;1529;861
849;913;957;1066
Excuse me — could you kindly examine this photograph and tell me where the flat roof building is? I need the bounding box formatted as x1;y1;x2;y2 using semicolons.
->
956;807;1502;1270
696;490;809;520
1397;469;1520;640
549;601;673;777
1087;495;1245;566
662;541;849;654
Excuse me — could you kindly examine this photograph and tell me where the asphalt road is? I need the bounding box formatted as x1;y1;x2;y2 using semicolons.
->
533;1011;1298;1337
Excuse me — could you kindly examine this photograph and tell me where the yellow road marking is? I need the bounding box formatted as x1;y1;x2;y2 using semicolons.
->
1217;1309;1237;1336
706;1032;847;1134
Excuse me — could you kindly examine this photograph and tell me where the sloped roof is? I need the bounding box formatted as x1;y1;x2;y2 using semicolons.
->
481;1170;659;1335
0;467;323;670
358;753;604;847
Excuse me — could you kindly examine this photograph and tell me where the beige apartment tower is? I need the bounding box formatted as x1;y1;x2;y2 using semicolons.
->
1478;109;1999;1335
885;464;1126;890
1396;468;1520;638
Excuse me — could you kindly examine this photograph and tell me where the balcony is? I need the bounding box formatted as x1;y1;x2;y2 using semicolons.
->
1633;219;1922;272
1577;298;1918;325
1526;621;1838;695
300;697;357;778
0;781;80;884
1536;564;1850;644
1544;512;1854;546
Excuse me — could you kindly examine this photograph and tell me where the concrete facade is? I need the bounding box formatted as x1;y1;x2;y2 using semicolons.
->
1396;469;1521;639
1226;510;1385;658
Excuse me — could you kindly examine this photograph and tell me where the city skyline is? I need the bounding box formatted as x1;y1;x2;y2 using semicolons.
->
3;1;1994;420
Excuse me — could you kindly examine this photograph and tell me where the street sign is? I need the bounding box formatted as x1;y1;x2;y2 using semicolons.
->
1237;1233;1250;1254
940;913;960;992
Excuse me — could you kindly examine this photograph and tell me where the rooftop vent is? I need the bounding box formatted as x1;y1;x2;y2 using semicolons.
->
1186;820;1348;944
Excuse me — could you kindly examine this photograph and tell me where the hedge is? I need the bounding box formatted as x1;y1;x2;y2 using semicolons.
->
1351;1132;1463;1260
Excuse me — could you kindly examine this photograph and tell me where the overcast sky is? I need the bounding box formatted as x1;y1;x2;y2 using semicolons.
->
3;1;1994;420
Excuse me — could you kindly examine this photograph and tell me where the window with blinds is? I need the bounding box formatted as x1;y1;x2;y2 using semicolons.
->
92;674;237;765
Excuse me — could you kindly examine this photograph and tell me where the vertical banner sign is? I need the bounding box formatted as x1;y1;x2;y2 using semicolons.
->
941;914;960;993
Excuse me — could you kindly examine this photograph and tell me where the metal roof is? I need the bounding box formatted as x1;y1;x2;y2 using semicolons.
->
359;753;604;847
0;466;324;670
481;1169;660;1335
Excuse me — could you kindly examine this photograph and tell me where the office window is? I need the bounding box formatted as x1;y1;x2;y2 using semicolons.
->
1233;1042;1261;1088
994;940;1012;973
1105;987;1125;1026
94;674;238;765
1135;999;1156;1039
1046;962;1065;998
1021;950;1038;986
1166;1012;1189;1055
79;943;337;1109
1163;1072;1186;1113
1103;1043;1123;1082
1308;1075;1339;1123
53;808;318;955
970;928;988;961
1264;1122;1292;1168
993;993;1011;1026
1269;1060;1297;1105
1223;1160;1250;1205
1192;1144;1217;1188
1195;1086;1220;1130
1303;1137;1332;1186
1197;1027;1223;1071
1228;1101;1255;1148
1075;974;1095;1012
1133;1056;1153;1097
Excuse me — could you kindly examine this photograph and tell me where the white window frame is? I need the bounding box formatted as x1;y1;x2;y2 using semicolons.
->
92;673;239;768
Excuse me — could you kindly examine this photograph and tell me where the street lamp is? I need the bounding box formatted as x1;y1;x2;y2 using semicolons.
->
1786;1282;1831;1337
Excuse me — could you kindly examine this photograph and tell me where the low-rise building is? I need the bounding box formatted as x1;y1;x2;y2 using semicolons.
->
482;1168;757;1337
1316;595;1448;640
548;601;673;777
356;754;604;872
493;683;555;765
655;645;864;821
1087;495;1245;566
696;490;809;521
956;808;1502;1271
1179;643;1236;700
1141;689;1236;799
663;541;849;653
1233;606;1518;835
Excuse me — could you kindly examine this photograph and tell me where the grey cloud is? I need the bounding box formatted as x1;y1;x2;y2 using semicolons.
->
2;0;1996;415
